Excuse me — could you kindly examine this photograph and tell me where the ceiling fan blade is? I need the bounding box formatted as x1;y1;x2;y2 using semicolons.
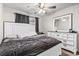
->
38;3;45;9
48;6;56;9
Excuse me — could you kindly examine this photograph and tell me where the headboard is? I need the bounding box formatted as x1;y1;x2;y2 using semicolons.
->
3;22;36;38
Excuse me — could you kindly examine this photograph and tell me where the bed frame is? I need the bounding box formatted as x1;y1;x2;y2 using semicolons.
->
3;22;62;56
3;21;35;38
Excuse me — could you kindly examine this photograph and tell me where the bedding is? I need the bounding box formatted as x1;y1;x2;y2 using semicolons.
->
0;35;61;56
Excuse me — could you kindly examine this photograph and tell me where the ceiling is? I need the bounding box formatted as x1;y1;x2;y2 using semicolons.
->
3;3;78;17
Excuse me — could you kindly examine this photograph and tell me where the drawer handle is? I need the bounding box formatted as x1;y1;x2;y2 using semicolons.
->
57;35;59;36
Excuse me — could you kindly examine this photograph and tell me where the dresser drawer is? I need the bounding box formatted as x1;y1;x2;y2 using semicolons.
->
62;44;74;52
47;32;77;53
66;45;74;52
55;33;63;38
62;40;74;46
67;37;74;40
66;41;74;46
67;33;76;38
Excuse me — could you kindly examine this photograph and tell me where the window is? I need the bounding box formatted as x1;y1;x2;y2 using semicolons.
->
15;13;29;24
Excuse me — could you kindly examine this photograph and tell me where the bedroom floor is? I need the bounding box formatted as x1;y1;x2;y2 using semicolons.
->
61;48;79;56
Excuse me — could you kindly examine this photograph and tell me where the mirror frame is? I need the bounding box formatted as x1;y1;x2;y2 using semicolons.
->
53;13;73;32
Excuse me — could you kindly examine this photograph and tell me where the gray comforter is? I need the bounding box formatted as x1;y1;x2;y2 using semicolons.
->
0;35;61;56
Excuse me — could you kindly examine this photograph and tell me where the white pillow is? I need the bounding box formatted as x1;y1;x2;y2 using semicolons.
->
3;38;18;42
20;32;37;38
5;34;17;38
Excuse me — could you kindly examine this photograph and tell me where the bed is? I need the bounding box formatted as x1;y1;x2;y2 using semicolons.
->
1;22;61;56
0;35;61;56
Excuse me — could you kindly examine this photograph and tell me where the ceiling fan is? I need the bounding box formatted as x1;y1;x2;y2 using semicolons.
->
36;3;56;14
38;3;56;9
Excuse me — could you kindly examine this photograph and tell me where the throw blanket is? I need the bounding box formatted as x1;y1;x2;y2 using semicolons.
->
0;35;61;56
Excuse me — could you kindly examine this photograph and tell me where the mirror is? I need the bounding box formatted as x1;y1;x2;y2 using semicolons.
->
53;13;72;32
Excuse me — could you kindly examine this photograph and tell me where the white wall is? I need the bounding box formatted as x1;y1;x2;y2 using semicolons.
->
3;8;15;22
0;4;3;21
3;7;34;22
0;3;3;44
40;15;54;33
39;17;45;32
41;4;79;33
3;6;43;32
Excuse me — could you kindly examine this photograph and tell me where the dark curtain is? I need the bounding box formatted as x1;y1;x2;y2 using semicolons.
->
15;13;29;24
35;17;39;33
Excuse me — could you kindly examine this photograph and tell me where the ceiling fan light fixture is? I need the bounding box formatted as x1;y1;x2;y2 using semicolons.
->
38;9;46;14
38;9;43;14
42;10;46;13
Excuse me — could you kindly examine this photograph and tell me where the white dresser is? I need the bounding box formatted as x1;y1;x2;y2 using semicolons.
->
47;31;78;55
